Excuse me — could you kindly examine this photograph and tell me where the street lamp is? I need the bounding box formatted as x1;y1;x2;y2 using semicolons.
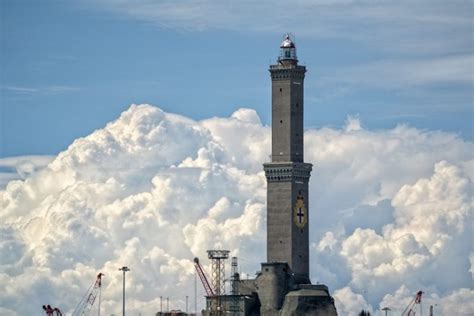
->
119;266;130;316
382;307;391;316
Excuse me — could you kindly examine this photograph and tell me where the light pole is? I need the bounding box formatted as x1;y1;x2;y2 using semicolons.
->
382;307;391;316
186;295;188;313
119;266;130;316
194;271;197;314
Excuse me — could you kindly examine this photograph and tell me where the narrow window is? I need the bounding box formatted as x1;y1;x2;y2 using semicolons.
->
279;88;282;92
280;120;283;124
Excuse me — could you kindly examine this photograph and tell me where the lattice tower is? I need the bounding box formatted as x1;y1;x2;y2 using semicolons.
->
207;250;230;315
229;257;240;315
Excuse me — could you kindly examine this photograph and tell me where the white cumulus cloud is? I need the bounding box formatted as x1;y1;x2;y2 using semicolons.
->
0;104;472;315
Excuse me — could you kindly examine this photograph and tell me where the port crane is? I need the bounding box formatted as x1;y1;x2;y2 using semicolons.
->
72;273;105;316
194;257;223;315
42;273;104;316
402;291;423;316
193;257;214;297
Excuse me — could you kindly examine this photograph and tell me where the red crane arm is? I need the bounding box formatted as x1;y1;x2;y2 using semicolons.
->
414;291;423;303
72;272;105;316
42;274;104;316
194;257;214;296
402;290;423;316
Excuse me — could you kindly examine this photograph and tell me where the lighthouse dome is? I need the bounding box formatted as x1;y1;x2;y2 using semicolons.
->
280;34;295;48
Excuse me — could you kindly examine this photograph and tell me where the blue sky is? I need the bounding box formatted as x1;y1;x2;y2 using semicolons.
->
1;0;472;157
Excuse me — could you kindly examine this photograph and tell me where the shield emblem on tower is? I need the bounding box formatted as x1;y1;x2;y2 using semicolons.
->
293;195;307;228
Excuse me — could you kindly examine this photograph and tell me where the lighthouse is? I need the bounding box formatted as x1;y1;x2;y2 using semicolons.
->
264;34;312;284
256;34;337;316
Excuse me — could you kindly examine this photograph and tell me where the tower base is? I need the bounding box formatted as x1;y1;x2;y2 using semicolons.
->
201;264;337;316
255;262;338;316
280;284;338;316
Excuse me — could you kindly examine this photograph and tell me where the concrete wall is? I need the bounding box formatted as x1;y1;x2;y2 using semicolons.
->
256;262;292;316
280;287;338;316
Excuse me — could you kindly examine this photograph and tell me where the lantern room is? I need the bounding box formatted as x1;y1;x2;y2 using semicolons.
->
278;34;298;64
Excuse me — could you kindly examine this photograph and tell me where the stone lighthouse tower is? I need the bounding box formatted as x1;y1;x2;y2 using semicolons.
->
264;34;312;284
255;34;338;316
